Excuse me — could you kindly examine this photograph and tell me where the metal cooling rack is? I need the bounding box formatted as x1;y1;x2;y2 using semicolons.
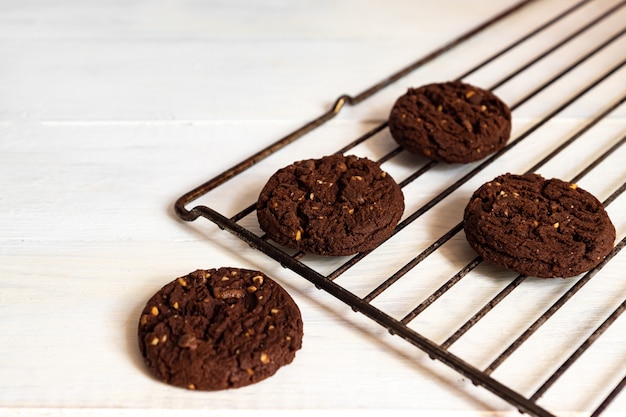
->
175;1;626;416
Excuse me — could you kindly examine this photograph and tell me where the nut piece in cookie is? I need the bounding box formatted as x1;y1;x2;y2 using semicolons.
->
138;268;304;390
388;81;511;163
463;173;615;278
256;154;405;256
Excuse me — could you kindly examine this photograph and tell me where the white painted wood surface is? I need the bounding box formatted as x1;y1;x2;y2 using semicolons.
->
1;1;626;416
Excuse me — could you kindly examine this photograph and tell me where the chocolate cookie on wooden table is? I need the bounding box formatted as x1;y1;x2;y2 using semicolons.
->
257;154;405;256
138;268;303;390
388;81;511;163
463;173;615;278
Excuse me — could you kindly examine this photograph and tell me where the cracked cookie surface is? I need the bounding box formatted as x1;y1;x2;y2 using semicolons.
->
256;154;404;256
463;173;615;278
138;268;303;390
388;81;511;163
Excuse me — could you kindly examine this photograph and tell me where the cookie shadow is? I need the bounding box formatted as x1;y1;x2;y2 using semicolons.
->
125;298;154;379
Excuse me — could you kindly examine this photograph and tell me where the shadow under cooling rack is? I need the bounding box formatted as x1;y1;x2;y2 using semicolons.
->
175;1;626;416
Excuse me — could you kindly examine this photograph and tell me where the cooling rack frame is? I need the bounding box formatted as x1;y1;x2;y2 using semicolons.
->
174;1;626;415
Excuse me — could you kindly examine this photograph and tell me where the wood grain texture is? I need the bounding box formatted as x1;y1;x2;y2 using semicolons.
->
1;1;626;416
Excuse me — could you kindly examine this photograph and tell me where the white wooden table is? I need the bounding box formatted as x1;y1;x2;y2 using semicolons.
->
2;1;626;416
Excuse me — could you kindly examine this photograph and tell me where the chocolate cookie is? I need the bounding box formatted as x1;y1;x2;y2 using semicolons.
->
388;81;511;163
463;173;615;278
138;268;303;390
257;154;404;256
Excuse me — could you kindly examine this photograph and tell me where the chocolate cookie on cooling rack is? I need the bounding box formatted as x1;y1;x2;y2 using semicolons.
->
257;154;404;256
388;81;511;163
463;173;615;278
138;268;303;390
